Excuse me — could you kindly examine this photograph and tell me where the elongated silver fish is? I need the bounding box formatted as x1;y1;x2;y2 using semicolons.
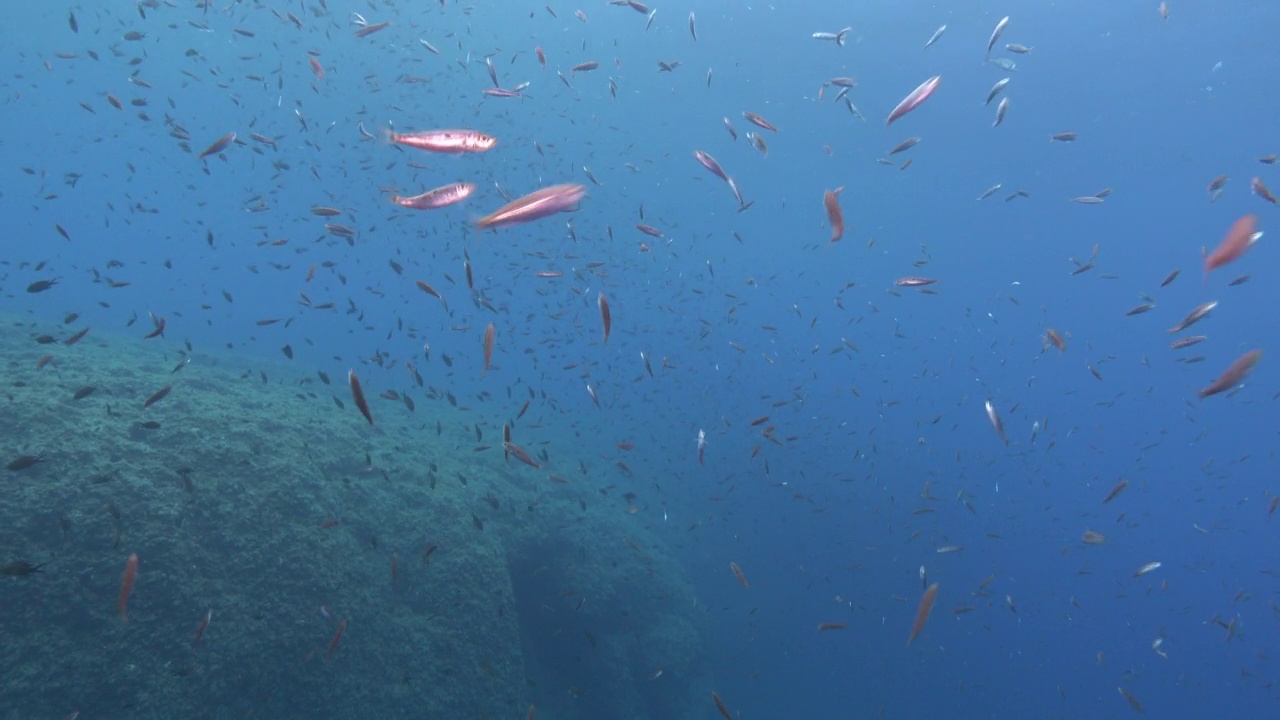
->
986;16;1009;56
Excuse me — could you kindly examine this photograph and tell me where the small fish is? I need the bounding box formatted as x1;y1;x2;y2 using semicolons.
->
924;25;946;49
198;131;236;159
118;553;139;622
348;370;374;425
729;561;749;589
984;400;1008;446
1169;300;1217;333
993;97;1009;127
823;187;845;242
907;583;939;645
481;323;495;377
986;16;1010;57
598;292;611;343
886;75;942;126
985;78;1010;106
1133;561;1162;578
1199;349;1262;399
389;128;496;154
812;28;851;46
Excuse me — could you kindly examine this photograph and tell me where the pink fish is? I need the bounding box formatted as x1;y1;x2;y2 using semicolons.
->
388;128;496;154
476;184;585;230
886;76;941;126
390;182;476;210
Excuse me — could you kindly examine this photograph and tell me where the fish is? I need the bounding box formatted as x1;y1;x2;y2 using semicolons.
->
476;184;585;230
143;386;172;409
985;78;1010;105
1253;177;1278;204
1169;301;1217;333
688;12;697;41
504;441;541;469
326;619;347;658
888;137;920;155
895;277;937;287
978;184;1002;201
812;28;851;46
712;692;733;720
986;16;1010;57
729;561;749;589
908;582;939;645
198;132;236;159
391;183;475;210
414;280;449;312
388;128;496;154
886;76;942;126
354;21;390;38
742;111;777;132
1101;479;1128;504
118;553;138;622
1199;350;1262;399
1204;214;1258;278
693;150;730;182
481;323;495;377
192;609;213;651
984;400;1008;446
598;292;611;343
1044;329;1066;352
1133;561;1162;578
65;327;90;346
924;25;946;49
1118;687;1145;714
6;455;43;471
348;370;374;425
817;622;848;631
571;61;599;73
823;187;845;242
1052;132;1078;142
993;97;1009;127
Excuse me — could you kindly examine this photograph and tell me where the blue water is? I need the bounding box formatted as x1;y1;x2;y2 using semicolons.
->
4;1;1279;718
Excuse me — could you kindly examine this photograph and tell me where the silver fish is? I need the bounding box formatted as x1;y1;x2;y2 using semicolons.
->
986;16;1009;56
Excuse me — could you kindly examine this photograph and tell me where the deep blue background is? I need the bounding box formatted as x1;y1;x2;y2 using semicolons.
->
4;1;1278;717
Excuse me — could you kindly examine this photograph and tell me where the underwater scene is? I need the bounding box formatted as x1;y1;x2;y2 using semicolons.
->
2;1;1278;718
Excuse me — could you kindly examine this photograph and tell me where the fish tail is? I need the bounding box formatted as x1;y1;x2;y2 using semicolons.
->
836;28;849;47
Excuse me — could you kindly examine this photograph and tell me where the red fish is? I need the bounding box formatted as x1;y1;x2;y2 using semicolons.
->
475;184;585;230
742;111;777;132
504;441;541;469
391;182;475;209
143;315;166;339
1253;177;1278;204
118;553;138;622
308;56;324;79
65;327;90;346
481;323;495;377
823;187;845;242
198;131;236;159
326;618;347;659
354;21;390;38
143;385;172;409
1199;349;1262;399
1204;214;1258;281
886;75;942;126
388;128;496;154
908;582;938;644
598;292;612;343
348;370;374;424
